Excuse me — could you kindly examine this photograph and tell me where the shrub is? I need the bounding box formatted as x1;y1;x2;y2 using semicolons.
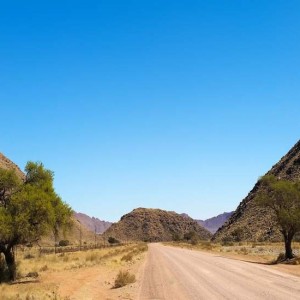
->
108;237;120;244
121;253;133;262
58;240;70;247
190;236;199;245
221;236;234;246
114;270;136;288
231;228;243;242
86;252;99;262
274;253;286;264
26;271;39;278
24;253;35;259
184;231;197;241
200;241;213;250
39;265;48;272
172;233;182;241
239;247;248;255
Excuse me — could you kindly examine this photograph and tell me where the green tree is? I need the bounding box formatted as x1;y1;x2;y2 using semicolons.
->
255;175;300;260
0;162;72;281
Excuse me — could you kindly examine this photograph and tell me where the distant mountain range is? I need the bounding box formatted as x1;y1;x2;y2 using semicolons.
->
196;212;233;233
73;212;112;234
181;212;233;234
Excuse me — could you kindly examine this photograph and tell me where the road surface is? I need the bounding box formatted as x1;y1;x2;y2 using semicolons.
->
139;244;300;300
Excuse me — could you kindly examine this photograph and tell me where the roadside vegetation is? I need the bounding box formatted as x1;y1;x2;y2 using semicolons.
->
255;175;300;260
165;240;300;265
0;162;72;282
0;242;147;299
114;270;136;288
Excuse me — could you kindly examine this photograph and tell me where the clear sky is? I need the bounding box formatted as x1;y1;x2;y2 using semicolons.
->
1;1;299;222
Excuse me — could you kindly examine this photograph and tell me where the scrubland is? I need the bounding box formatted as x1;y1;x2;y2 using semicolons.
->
0;243;147;300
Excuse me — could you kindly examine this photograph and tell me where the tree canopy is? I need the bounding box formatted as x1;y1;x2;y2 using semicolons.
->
0;162;72;281
256;175;300;259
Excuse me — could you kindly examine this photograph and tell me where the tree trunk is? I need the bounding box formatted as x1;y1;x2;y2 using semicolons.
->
3;248;16;281
284;233;294;260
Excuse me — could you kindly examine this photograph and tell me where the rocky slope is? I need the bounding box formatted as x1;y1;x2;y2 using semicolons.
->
104;208;212;242
213;140;300;242
0;152;25;179
74;212;112;234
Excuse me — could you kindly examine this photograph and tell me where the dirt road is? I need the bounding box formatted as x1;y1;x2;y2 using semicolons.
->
139;244;300;300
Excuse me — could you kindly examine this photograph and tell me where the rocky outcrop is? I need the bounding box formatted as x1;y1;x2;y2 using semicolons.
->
213;140;300;242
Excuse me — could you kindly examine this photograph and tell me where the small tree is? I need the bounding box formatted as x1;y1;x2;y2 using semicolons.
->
255;175;300;260
0;162;72;281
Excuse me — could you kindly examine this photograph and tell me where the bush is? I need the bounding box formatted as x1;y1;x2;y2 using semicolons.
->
239;247;248;255
121;253;133;262
184;231;197;241
58;240;70;247
24;253;35;259
172;233;182;241
108;237;120;244
39;265;48;272
274;252;286;264
114;270;135;288
231;228;243;242
26;271;39;278
221;236;234;246
200;241;213;250
86;252;99;262
191;236;199;245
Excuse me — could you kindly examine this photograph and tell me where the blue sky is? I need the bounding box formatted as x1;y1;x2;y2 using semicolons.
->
1;1;300;221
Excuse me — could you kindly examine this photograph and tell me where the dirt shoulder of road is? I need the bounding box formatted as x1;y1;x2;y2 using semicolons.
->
164;241;300;278
0;243;147;300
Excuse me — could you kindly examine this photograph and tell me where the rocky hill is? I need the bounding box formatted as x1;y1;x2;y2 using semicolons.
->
213;140;300;242
74;212;112;234
104;208;212;242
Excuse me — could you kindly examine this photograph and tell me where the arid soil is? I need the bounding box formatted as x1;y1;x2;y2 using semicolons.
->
139;244;300;300
0;244;147;299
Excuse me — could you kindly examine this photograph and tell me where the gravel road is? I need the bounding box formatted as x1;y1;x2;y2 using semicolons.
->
139;244;300;300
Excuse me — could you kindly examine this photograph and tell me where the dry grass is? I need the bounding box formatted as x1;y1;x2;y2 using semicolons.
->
0;243;148;299
113;270;136;288
165;241;300;265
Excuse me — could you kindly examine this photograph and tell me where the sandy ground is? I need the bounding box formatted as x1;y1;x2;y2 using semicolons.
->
45;260;143;299
1;245;147;300
139;244;300;300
